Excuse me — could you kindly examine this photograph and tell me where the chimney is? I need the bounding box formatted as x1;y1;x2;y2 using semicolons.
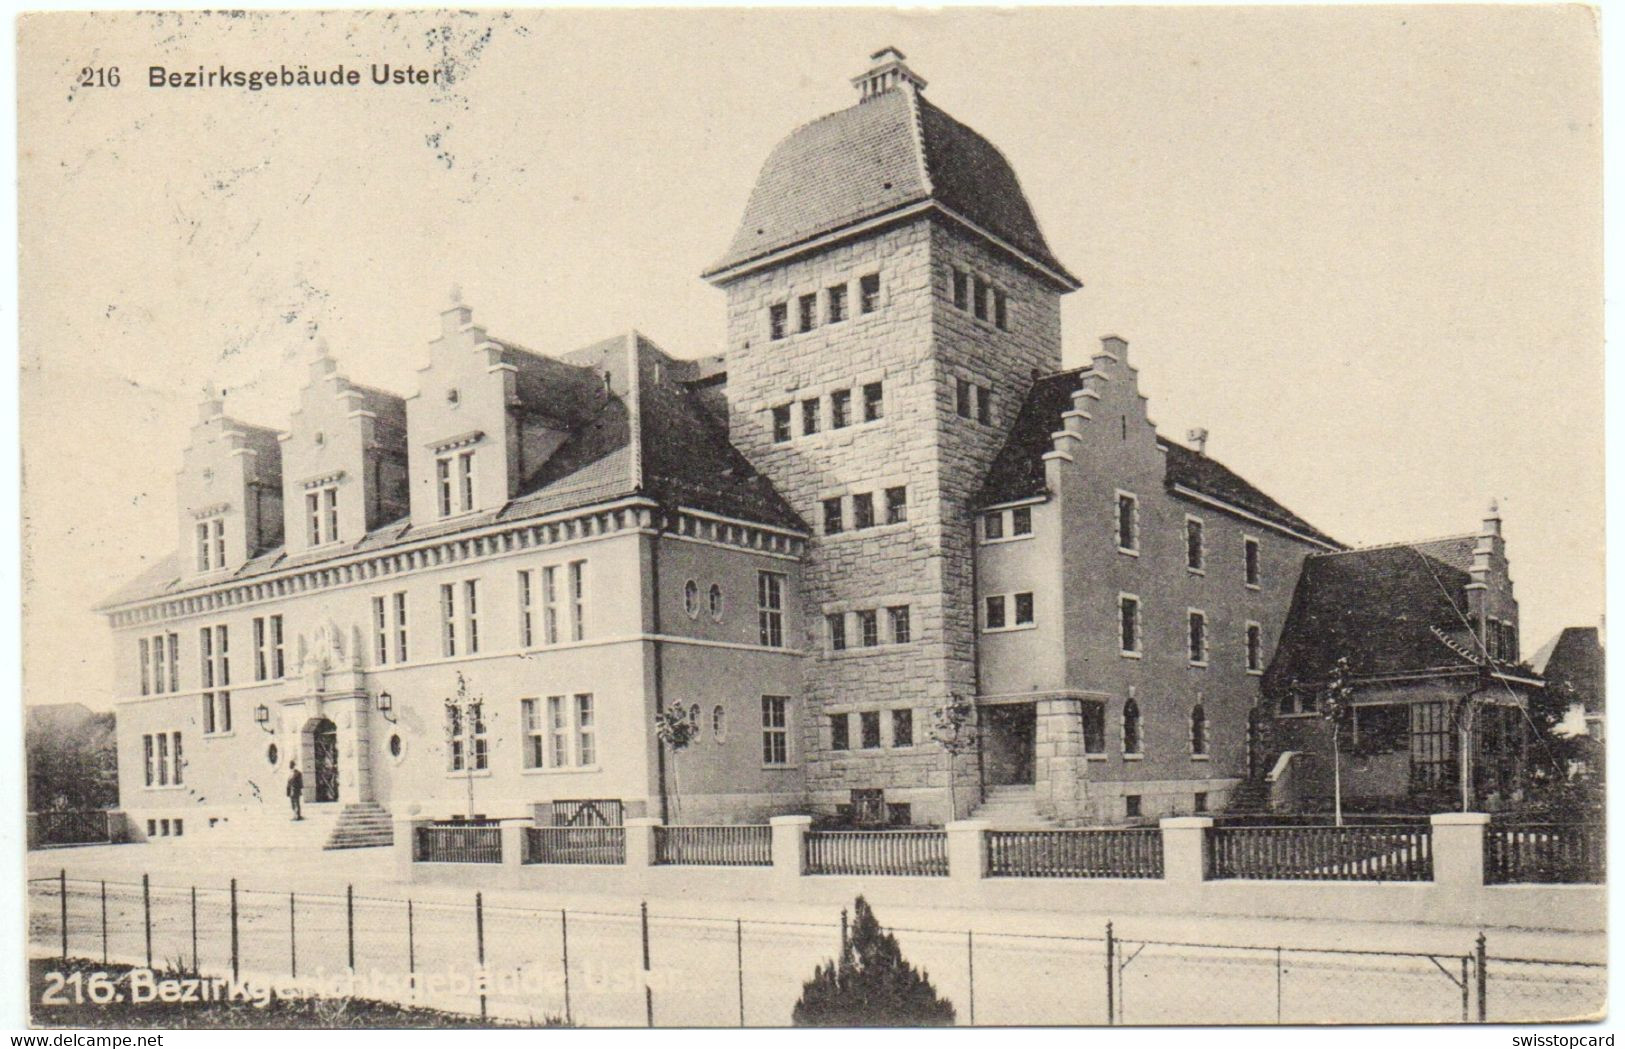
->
442;283;473;335
1466;499;1501;646
1187;428;1209;456
852;46;927;102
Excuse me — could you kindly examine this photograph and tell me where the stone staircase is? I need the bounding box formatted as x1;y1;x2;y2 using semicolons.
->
1227;777;1271;815
324;801;394;849
969;785;1058;828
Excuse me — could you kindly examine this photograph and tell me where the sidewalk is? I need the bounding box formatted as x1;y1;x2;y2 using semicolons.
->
28;841;1606;964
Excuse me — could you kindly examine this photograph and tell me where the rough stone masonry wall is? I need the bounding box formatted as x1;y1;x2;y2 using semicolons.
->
721;217;1065;823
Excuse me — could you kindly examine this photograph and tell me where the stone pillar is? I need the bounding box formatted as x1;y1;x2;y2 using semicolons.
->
946;819;989;884
394;818;420;879
1431;812;1490;888
1035;696;1087;823
1160;816;1213;884
500;821;528;869
624;817;661;868
771;815;811;882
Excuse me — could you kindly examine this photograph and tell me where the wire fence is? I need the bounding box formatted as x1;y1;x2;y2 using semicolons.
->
27;870;1604;1027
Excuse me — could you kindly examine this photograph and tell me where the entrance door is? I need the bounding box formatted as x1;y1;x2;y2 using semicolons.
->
983;704;1036;786
312;719;340;803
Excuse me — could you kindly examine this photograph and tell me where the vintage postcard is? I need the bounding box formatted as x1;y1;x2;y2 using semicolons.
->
16;6;1605;1032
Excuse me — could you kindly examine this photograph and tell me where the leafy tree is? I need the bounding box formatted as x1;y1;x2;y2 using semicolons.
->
27;709;117;811
792;897;955;1026
1321;656;1356;826
929;694;978;821
654;706;698;823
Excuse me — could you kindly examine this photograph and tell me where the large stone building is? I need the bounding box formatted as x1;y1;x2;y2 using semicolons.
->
99;49;1536;844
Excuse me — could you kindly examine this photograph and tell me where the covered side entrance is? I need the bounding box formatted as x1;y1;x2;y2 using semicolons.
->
983;703;1036;786
306;717;340;803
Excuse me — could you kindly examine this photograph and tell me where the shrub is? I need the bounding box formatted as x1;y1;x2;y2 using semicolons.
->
792;896;955;1026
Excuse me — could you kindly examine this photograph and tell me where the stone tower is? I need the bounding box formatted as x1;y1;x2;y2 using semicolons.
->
703;48;1081;820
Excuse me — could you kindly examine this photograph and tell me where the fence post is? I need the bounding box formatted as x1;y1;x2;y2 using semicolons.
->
394;817;419;879
1460;955;1469;1022
1104;921;1115;1025
770;815;812;882
100;881;107;966
407;899;416;986
641;900;653;1027
1431;812;1490;889
1159;817;1213;884
560;909;572;1027
475;892;486;1020
498;820;526;873
58;869;66;961
142;873;152;970
946;820;989;888
190;886;198;972
967;930;975;1026
1475;932;1488;1022
736;918;745;1027
625;816;661;868
290;893;297;979
230;878;239;982
346;884;355;972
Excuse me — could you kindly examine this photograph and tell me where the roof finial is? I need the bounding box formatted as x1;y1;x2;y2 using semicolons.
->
852;46;926;101
448;282;464;308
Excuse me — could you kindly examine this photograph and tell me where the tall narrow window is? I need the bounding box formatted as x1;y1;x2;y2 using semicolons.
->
863;382;884;422
436;457;453;517
568;561;586;642
464;580;480;654
167;634;179;693
771;404;792;443
859;273;880;314
139;638;151;696
575;694;596;766
761;696;789;765
802;397;820;436
324;486;339;543
983;511;1004;541
976;385;992;425
827;613;847;652
1011;506;1032;536
199;625;230;734
758;571;785;648
830;389;851;429
547;695;568;768
830;713;850;750
213;519;225;568
196;522;211;571
1188;610;1208;665
798;292;817;333
769;302;788;340
1117;493;1139;552
1082;703;1106;755
984;595;1007;630
952;268;970;310
956;378;973;418
860;710;882;749
827;283;847;323
440;583;457;657
270;615;284;678
542;566;559;645
156;733;169;786
1014;592;1035;626
994;288;1008;331
518;570;534;647
1246;622;1264;673
171;732;183;785
372;598;388;664
1191;704;1209;756
393;593;408;663
973;276;989;320
1186;517;1205;572
1244;537;1262;587
885;487;908;524
1119;595;1141;655
823;497;843;535
306;492;322;545
888;605;911;644
254;616;269;680
892;708;914;747
458;451;475;513
469;702;488;771
521;698;545;769
857;609;879;648
143;735;154;787
852;492;875;529
1123;698;1142;756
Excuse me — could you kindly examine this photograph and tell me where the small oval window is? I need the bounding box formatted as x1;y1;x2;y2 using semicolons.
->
683;580;700;619
712;705;726;743
708;583;724;622
389;733;403;759
266;743;279;766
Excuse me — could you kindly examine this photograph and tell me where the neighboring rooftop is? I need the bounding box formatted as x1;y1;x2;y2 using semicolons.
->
704;48;1079;289
99;333;804;611
1531;626;1605;713
976;367;1338;546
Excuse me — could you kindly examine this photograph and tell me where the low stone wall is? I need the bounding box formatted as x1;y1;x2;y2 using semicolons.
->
398;813;1605;934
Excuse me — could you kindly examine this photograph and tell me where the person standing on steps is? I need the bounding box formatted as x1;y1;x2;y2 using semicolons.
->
286;760;304;820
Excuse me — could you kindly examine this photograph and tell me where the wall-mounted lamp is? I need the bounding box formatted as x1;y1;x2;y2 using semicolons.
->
255;704;274;734
377;690;396;723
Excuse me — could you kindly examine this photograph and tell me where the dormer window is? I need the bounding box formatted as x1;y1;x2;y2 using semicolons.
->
195;517;225;572
306;485;339;546
437;449;476;517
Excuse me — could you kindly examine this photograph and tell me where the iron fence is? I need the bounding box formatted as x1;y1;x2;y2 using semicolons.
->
1207;824;1433;881
654;825;772;867
1484;824;1604;884
32;810;111;848
523;826;626;865
27;870;1604;1027
415;822;503;864
804;830;948;877
986;829;1163;879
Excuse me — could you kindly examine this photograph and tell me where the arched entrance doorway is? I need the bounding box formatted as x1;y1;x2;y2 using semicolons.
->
308;718;339;803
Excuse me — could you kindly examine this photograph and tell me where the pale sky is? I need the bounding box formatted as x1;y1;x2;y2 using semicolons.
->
18;7;1603;709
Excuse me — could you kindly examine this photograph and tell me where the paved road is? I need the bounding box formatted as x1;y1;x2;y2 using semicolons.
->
27;844;1606;1026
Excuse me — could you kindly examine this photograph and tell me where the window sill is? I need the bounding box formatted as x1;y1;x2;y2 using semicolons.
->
1120;650;1143;660
820;520;911;543
1277;711;1320;719
982;623;1038;635
1117;547;1140;557
1245;583;1262;592
1085;753;1109;762
521;765;602;776
1189;661;1209;669
1247;668;1264;677
1188;567;1206;576
1190;754;1212;762
761;763;799;771
202;732;236;740
143;784;188;792
826;643;914;659
445;769;493;779
981;533;1035;547
1122;753;1144;762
